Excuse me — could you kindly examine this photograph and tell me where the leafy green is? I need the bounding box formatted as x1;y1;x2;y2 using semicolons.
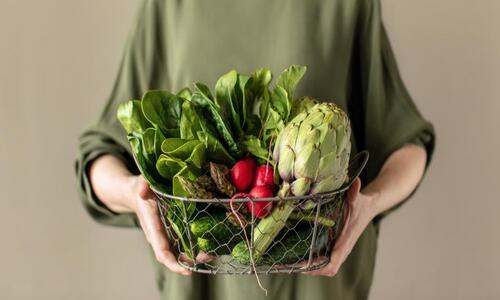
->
236;74;250;126
127;132;170;193
176;87;192;101
238;135;271;165
141;90;182;137
197;131;235;165
179;100;219;141
163;139;201;160
156;154;185;179
270;85;291;121
158;138;206;175
258;65;306;149
117;100;152;134
214;70;243;137
186;143;206;170
276;64;306;104
191;92;241;158
153;127;166;161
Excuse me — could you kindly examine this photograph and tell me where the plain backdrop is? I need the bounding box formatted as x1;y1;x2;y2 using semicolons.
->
1;0;499;299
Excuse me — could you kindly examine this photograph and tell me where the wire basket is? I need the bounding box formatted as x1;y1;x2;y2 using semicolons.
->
150;151;369;274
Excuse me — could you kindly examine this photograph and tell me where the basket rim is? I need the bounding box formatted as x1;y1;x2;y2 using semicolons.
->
150;150;369;203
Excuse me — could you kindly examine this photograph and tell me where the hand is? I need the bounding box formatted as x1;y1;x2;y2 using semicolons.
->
303;177;378;277
129;176;192;276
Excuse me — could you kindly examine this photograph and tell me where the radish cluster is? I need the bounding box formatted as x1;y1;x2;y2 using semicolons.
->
229;157;276;218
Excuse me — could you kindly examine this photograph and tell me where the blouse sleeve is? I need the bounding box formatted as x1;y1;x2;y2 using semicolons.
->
74;0;168;227
350;0;436;223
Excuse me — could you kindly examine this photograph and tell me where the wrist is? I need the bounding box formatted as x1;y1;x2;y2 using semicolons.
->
361;188;383;219
123;175;140;213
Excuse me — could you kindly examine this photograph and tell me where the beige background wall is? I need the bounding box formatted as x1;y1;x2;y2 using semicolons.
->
1;0;499;299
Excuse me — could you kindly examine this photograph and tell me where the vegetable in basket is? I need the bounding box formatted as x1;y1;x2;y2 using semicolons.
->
247;102;352;262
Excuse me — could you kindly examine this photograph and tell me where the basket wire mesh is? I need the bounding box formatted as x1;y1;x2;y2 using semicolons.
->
151;151;369;274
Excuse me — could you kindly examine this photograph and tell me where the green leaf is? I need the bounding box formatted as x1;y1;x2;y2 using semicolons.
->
165;140;201;160
141;90;183;136
191;92;241;158
215;70;244;137
179;100;218;140
236;74;250;128
156;154;186;179
247;68;273;101
142;128;157;164
244;114;262;137
194;82;214;101
186;143;206;170
270;85;291;121
276;64;306;101
161;138;190;153
177;87;192;101
238;135;272;165
117;100;152;134
262;107;285;144
153;126;166;161
197;131;235;165
128;133;170;193
172;166;198;197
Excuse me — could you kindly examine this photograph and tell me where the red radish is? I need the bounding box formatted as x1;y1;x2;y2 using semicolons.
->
230;157;256;191
247;186;273;218
253;164;276;190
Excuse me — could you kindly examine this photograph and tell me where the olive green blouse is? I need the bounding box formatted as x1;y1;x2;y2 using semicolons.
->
75;0;435;299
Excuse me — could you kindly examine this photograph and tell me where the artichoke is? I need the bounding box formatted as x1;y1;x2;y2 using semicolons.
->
273;102;351;196
249;101;352;263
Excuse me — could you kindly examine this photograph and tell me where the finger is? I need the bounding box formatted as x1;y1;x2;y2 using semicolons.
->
195;251;216;264
297;256;328;274
137;176;156;200
141;205;191;275
158;249;192;276
346;177;361;204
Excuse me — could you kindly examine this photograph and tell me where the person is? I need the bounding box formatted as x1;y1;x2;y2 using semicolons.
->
75;0;435;299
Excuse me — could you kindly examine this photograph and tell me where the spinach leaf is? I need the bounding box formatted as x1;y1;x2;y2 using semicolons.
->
180;100;218;140
162;139;201;160
128;132;170;193
197;131;235;165
191;92;241;158
160;138;206;171
141;90;182;137
244;114;261;137
186;143;206;170
153;126;166;161
117;100;152;134
177;87;192;101
194;82;214;101
215;70;244;137
156;154;186;179
235;74;250;129
160;138;189;153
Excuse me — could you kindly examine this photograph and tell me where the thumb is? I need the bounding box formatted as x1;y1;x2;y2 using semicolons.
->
346;177;361;204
